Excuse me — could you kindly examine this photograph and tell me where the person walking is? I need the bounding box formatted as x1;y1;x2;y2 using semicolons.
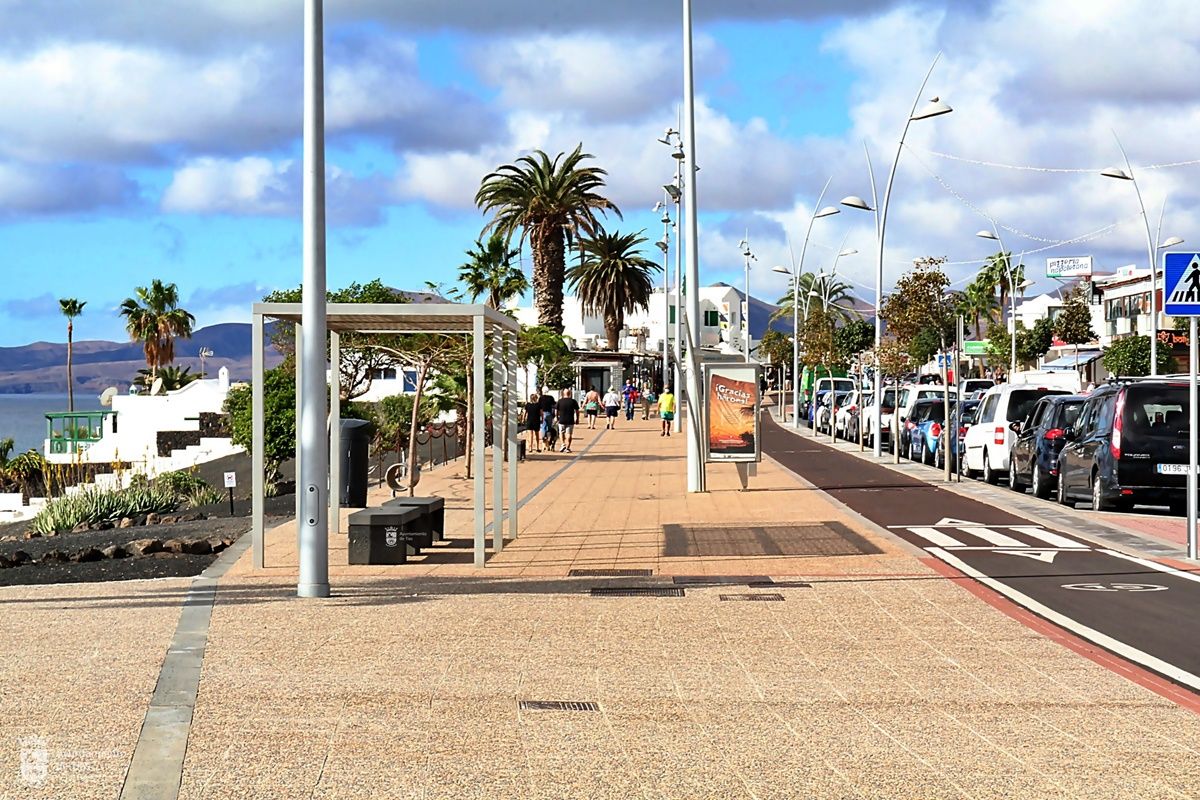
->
538;387;557;441
523;392;543;453
556;388;580;453
583;386;602;429
602;386;621;430
622;381;637;421
640;383;654;420
658;385;676;436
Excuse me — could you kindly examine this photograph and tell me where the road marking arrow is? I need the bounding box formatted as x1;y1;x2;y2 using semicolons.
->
998;549;1060;563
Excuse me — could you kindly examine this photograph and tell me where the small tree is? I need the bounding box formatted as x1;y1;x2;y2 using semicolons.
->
881;258;956;368
1102;335;1173;377
1054;286;1096;375
833;320;874;367
758;329;793;368
225;367;296;484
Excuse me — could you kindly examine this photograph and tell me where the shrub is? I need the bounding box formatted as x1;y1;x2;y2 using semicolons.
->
184;484;226;509
155;469;207;497
30;485;180;534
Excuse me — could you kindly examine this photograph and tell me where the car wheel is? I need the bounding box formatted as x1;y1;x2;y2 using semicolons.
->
922;446;933;466
1031;465;1051;500
1091;472;1111;512
982;450;999;485
961;452;978;479
1008;461;1025;493
1057;471;1071;506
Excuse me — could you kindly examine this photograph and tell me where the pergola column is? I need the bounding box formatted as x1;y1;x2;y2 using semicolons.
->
252;311;264;569
329;331;341;535
507;331;519;541
492;330;504;554
473;315;486;567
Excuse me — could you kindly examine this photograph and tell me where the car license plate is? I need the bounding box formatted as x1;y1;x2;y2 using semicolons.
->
1156;464;1191;475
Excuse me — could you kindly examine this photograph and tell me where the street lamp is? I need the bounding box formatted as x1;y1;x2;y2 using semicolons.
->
785;177;839;428
1102;133;1184;376
976;228;1029;379
654;201;671;392
739;236;756;362
840;53;951;458
659;137;685;433
681;0;704;491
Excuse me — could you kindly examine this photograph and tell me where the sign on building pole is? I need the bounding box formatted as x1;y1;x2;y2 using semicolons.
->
1163;252;1200;558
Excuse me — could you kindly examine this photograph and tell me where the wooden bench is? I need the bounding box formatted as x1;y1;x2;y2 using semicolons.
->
347;506;424;565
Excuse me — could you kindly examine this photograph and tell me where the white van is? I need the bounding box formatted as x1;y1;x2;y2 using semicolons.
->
962;383;1071;483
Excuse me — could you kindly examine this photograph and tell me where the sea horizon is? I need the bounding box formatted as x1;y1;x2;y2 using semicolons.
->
0;393;101;455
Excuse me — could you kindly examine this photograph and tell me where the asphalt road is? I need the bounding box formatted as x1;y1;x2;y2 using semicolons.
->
763;415;1200;693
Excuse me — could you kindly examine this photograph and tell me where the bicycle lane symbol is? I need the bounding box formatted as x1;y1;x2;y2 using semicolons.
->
1061;582;1169;592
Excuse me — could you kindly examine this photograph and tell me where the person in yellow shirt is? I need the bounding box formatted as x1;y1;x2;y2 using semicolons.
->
657;386;676;437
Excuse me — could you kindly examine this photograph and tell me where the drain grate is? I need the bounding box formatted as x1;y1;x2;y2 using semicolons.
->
569;568;653;577
672;575;772;586
519;700;601;712
590;587;684;597
748;580;811;589
663;521;882;557
719;593;785;602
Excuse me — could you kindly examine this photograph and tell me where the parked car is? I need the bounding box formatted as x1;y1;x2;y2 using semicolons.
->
834;390;861;439
816;390;854;434
961;378;995;396
808;377;856;427
891;384;957;455
906;398;956;466
1007;394;1086;498
858;387;897;448
1056;379;1190;513
955;399;981;472
963;384;1071;483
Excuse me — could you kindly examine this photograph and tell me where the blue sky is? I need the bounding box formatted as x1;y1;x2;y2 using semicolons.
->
2;0;1199;347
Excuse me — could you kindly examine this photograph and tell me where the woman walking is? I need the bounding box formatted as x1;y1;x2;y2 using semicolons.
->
584;386;602;429
523;392;543;452
602;386;621;430
640;384;654;420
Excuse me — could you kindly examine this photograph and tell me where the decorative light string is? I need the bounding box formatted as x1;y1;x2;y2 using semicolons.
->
911;148;1200;173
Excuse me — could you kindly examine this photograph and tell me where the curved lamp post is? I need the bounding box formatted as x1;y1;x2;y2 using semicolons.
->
841;53;951;458
739;236;757;362
785;177;839;428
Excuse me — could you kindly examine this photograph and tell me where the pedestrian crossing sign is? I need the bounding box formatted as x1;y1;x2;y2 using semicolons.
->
1164;252;1200;316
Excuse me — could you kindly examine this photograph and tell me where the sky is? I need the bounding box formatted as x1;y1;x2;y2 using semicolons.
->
2;0;1200;348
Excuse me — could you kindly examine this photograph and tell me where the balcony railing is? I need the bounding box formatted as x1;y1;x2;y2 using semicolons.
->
46;411;115;455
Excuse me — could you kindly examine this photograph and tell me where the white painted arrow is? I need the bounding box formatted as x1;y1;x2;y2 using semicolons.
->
998;550;1060;563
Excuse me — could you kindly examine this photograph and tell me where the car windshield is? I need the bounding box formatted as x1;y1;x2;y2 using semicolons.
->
1007;389;1068;422
1123;385;1188;437
1053;400;1084;429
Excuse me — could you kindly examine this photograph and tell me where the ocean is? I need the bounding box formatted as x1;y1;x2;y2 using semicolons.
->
0;393;100;455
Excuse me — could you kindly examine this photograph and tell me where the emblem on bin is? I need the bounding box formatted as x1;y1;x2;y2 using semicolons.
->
384;526;399;547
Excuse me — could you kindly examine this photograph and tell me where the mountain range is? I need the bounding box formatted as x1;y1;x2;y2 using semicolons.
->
0;323;280;394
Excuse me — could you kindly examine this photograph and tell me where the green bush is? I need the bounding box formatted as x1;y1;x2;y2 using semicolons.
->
31;485;180;534
184;484;226;509
155;469;207;497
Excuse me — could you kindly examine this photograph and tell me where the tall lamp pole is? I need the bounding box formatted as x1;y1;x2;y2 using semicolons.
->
658;134;685;432
739;235;756;362
681;0;704;491
298;0;329;598
1103;138;1184;376
787;178;839;428
841;54;952;457
654;201;672;391
976;227;1022;379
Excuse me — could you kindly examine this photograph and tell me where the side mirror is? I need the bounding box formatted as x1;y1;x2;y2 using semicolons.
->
1062;426;1076;441
1009;421;1022;433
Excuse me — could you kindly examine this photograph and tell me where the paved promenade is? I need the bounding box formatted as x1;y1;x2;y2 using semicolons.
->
4;413;1200;798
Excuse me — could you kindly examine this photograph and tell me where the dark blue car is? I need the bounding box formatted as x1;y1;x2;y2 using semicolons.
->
907;398;958;467
1007;394;1085;498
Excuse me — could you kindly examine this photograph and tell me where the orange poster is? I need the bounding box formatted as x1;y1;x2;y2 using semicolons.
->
707;370;758;460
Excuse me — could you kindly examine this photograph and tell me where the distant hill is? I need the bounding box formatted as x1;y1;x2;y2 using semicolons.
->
0;323;281;394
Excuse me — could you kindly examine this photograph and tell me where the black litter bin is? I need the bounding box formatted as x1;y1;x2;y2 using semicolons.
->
339;419;372;508
347;507;423;564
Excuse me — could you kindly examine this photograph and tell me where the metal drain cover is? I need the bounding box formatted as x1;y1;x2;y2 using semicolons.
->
590;587;684;597
719;593;785;602
672;575;772;586
519;700;600;712
748;581;811;589
663;521;881;557
569;568;653;577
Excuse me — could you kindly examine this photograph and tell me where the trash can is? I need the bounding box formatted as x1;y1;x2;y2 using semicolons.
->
339;418;372;508
347;507;423;564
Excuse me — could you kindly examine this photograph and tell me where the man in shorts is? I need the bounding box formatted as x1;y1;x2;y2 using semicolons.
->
658;385;676;436
555;388;581;453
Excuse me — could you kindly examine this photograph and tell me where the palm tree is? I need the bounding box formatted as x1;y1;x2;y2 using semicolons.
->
58;298;86;411
458;232;529;309
475;145;620;333
980;251;1026;318
956;277;1001;339
119;279;196;377
772;272;859;326
566;230;660;351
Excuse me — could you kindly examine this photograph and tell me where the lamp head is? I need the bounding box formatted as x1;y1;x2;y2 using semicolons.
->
1162;236;1185;248
662;183;681;201
771;265;791;276
814;206;840;219
661;211;671;224
840;195;873;211
911;96;953;121
976;230;999;241
671;149;685;160
1101;167;1133;180
837;248;858;257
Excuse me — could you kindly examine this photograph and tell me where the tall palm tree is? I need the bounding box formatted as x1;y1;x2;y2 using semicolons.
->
980;251;1026;318
772;272;859;326
956;277;1001;339
58;298;86;411
458;232;529;309
119;279;196;378
475;145;620;333
566;230;660;351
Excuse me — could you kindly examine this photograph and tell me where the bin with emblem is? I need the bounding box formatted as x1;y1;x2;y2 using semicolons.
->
347;506;424;564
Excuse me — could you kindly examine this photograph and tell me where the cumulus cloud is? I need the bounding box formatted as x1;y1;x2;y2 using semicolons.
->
0;161;137;216
0;292;60;320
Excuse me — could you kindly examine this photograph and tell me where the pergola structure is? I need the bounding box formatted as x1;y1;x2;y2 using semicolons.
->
250;302;521;578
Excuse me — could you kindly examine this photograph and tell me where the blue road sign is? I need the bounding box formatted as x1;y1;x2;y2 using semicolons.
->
1164;252;1200;316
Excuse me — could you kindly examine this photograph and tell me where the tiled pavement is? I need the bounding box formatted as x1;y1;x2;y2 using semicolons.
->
5;411;1200;798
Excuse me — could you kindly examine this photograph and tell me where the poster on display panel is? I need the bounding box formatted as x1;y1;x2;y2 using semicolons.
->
704;363;761;463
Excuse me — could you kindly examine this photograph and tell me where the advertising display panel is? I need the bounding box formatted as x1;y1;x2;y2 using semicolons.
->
704;363;761;463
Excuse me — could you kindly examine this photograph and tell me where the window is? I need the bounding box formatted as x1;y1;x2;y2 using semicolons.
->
703;309;719;327
1007;390;1067;423
1029;400;1049;428
1076;397;1100;434
978;394;999;424
668;305;676;324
